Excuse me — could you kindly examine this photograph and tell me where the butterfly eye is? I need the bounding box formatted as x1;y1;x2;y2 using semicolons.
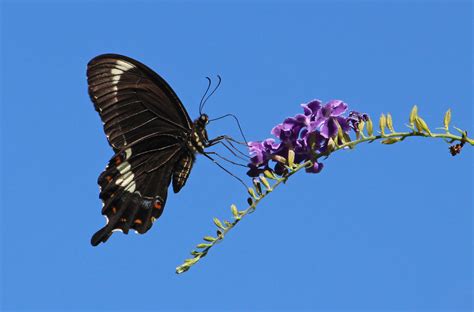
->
200;114;209;124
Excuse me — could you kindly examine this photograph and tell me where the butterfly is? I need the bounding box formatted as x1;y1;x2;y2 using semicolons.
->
87;54;220;246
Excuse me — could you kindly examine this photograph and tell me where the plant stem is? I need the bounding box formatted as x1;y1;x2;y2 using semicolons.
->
176;130;470;274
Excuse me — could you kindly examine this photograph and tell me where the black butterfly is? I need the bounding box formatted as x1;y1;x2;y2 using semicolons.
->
88;54;222;246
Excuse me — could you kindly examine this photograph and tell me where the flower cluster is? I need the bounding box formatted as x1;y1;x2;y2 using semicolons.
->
247;99;368;176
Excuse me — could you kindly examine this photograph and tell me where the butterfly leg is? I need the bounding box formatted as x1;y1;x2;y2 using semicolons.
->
201;152;248;189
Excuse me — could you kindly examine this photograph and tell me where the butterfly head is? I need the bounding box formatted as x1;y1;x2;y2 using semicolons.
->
198;114;209;127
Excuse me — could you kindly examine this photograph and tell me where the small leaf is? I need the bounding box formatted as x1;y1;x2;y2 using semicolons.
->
409;105;418;128
386;113;395;132
381;137;401;144
379;114;387;135
203;236;216;242
367;117;374;136
443;109;451;130
213;218;225;230
287;149;295;168
231;204;239;218
224;220;232;227
191;251;202;256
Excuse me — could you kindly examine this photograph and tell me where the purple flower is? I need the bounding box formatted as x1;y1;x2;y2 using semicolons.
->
246;98;369;177
347;111;369;132
248;139;280;167
305;161;324;174
310;100;350;138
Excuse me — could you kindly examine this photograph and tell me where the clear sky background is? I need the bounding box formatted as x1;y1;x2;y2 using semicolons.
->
1;1;472;311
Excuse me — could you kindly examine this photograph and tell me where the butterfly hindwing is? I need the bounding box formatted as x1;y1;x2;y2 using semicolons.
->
91;141;185;246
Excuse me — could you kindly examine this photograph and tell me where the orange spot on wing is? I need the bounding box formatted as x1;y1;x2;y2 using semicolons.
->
134;219;142;225
111;207;117;214
154;202;162;209
115;156;122;165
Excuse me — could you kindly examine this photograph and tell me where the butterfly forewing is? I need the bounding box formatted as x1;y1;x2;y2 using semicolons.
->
88;54;196;246
87;54;193;151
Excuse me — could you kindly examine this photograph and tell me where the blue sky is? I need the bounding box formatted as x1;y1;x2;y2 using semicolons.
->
1;1;472;311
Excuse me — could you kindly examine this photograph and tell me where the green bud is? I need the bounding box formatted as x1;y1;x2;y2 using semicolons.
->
184;258;196;264
409;105;418;128
367;117;374;136
196;243;211;249
443;109;451;130
381;137;401;144
415;116;432;135
358;120;365;133
337;122;345;144
203;236;216;242
272;155;287;164
379;114;387;135
386;113;394;132
213;217;225;230
231;204;239;218
259;176;272;190
191;251;202;256
343;132;352;148
252;179;262;195
327;138;336;153
224;220;232;227
248;187;258;199
264;170;276;180
288;149;295;168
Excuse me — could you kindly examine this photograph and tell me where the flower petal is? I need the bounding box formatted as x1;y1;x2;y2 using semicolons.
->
327;100;347;116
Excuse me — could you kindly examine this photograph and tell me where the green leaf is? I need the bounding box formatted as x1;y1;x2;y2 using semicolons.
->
381;137;401;144
409;105;418;128
203;236;216;242
367;117;374;136
213;218;225;230
379;114;387;135
386;113;395;132
443;109;451;130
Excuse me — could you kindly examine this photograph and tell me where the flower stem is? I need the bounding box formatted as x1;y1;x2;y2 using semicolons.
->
176;129;471;274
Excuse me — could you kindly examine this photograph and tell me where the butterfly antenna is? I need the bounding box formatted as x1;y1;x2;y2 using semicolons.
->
209;113;249;146
200;75;222;113
199;77;212;115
